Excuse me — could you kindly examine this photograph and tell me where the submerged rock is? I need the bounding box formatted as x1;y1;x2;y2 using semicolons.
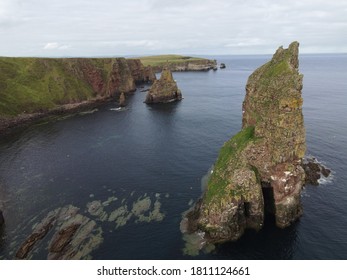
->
16;209;59;259
87;200;108;221
145;68;182;104
183;42;307;246
16;205;103;260
13;192;167;259
132;196;151;216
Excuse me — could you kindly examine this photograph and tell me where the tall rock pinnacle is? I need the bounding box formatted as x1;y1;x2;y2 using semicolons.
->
182;42;306;244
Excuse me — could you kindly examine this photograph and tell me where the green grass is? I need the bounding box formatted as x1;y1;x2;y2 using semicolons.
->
0;57;98;116
137;54;207;67
205;126;255;203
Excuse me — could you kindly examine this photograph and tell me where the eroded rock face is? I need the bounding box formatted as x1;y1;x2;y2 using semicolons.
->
127;59;156;84
145;68;182;104
183;42;307;245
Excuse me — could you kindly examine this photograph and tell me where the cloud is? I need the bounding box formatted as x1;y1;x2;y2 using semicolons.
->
43;42;70;50
0;0;346;56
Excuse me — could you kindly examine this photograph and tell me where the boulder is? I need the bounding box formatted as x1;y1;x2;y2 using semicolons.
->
302;157;331;185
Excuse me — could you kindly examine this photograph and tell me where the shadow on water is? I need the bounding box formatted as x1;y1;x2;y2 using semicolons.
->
145;101;182;114
215;215;299;260
0;225;5;253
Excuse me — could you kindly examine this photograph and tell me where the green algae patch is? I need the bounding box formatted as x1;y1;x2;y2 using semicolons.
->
132;196;152;216
205;126;255;203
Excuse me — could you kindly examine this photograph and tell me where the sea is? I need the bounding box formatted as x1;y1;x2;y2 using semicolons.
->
0;54;346;260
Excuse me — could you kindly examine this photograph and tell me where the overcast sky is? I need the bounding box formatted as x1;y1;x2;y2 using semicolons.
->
0;0;346;57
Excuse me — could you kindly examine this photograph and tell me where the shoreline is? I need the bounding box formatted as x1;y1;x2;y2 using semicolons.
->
0;95;115;135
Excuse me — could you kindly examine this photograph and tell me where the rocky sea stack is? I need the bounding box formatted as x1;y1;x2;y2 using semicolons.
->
119;92;126;107
182;42;307;245
145;68;182;104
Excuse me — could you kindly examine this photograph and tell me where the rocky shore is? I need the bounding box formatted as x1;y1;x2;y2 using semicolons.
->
0;96;112;134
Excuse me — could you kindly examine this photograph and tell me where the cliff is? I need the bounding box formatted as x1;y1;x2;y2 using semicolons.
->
126;59;156;84
0;57;155;131
139;55;217;72
145;68;182;104
183;42;306;244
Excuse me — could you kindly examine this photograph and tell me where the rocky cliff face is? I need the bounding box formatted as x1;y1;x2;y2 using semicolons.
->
126;59;156;84
145;68;182;104
139;55;217;73
0;57;155;131
182;42;306;244
151;59;217;73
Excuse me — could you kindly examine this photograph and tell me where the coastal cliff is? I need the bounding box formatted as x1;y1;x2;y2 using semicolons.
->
145;68;182;104
139;55;217;73
182;42;307;244
0;57;155;131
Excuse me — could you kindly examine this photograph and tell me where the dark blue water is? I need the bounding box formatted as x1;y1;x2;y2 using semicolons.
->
0;54;346;259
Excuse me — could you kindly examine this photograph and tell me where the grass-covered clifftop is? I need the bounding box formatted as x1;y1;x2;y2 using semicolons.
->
0;57;155;127
138;55;216;72
0;57;96;116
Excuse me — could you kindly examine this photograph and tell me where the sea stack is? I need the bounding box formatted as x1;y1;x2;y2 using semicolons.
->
145;67;182;104
183;42;306;244
119;92;126;107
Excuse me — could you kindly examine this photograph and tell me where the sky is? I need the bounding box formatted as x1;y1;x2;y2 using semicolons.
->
0;0;346;57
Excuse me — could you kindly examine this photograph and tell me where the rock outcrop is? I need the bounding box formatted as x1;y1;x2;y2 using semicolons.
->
183;42;307;245
220;63;226;69
13;192;166;259
126;59;156;84
302;157;331;185
0;57;155;132
145;68;182;104
119;92;126;107
16;205;103;260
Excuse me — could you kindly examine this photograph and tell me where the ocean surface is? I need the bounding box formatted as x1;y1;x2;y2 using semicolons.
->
0;54;346;259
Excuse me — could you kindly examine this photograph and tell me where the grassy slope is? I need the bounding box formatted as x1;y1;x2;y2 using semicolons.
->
0;57;98;117
137;54;207;67
205;126;256;203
